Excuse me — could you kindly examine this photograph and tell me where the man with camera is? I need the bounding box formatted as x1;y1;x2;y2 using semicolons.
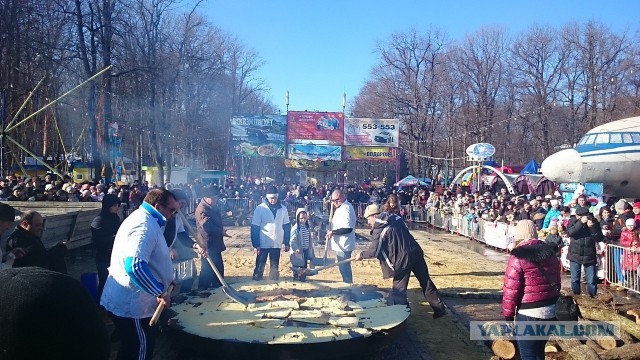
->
566;205;604;297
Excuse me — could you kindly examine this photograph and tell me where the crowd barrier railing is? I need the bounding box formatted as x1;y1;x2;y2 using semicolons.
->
422;208;622;284
423;208;515;250
604;244;640;294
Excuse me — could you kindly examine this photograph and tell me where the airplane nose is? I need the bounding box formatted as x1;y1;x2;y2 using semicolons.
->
541;149;583;182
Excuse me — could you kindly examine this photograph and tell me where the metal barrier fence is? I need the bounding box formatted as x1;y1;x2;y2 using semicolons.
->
604;243;640;294
424;208;515;250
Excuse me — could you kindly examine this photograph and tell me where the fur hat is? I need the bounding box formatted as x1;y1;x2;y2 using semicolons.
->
364;204;381;219
514;220;538;241
0;268;110;359
201;186;220;198
533;212;547;221
575;206;590;216
0;202;17;222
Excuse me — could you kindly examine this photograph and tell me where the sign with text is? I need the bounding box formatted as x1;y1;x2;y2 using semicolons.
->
288;144;342;161
344;146;397;161
287;111;344;145
230;115;286;157
344;118;399;147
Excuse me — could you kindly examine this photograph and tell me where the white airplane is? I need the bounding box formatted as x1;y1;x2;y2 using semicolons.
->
541;115;640;198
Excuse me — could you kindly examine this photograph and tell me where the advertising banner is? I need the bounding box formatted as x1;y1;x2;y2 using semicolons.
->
230;115;286;157
344;118;399;147
287;111;344;145
344;146;397;161
288;144;342;161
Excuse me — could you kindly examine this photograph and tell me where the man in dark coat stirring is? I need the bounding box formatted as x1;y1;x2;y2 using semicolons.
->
354;204;447;319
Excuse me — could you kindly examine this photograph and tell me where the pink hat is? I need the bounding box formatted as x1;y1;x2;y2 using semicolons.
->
634;202;640;209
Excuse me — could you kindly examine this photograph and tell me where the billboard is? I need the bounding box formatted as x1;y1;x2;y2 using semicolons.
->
288;144;342;161
344;146;397;161
344;118;399;147
230;115;286;157
287;111;344;145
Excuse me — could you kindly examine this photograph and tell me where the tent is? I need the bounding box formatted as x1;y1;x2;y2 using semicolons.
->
513;174;557;196
520;159;540;175
395;175;428;187
497;166;514;174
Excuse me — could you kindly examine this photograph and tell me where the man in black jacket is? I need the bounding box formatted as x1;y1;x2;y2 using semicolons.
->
567;205;603;296
91;194;122;300
354;204;447;319
6;210;67;273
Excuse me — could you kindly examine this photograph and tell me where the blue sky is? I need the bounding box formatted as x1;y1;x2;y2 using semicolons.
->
201;0;639;114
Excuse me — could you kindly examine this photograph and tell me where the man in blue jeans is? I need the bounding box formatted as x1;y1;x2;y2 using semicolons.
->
326;189;356;283
566;205;602;296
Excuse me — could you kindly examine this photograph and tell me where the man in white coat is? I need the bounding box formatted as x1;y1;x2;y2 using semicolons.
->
100;188;178;360
326;189;356;283
251;186;290;280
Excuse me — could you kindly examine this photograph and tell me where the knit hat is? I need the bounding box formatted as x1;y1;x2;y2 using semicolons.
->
295;208;307;221
266;186;279;197
101;194;121;210
549;219;558;229
0;268;110;359
615;199;627;213
550;199;559;207
634;202;640;209
514;220;538;241
626;218;636;227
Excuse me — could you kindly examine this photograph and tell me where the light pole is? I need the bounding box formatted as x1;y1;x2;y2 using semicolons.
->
285;91;289;113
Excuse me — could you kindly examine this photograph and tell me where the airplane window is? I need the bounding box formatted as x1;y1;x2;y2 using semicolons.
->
584;134;596;145
632;133;640;143
594;133;609;144
578;136;589;145
622;133;633;143
609;133;622;143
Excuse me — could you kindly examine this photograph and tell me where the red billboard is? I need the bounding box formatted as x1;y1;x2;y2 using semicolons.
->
287;111;344;145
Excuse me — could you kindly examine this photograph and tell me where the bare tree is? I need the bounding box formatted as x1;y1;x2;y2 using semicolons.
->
510;24;565;158
453;26;507;144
